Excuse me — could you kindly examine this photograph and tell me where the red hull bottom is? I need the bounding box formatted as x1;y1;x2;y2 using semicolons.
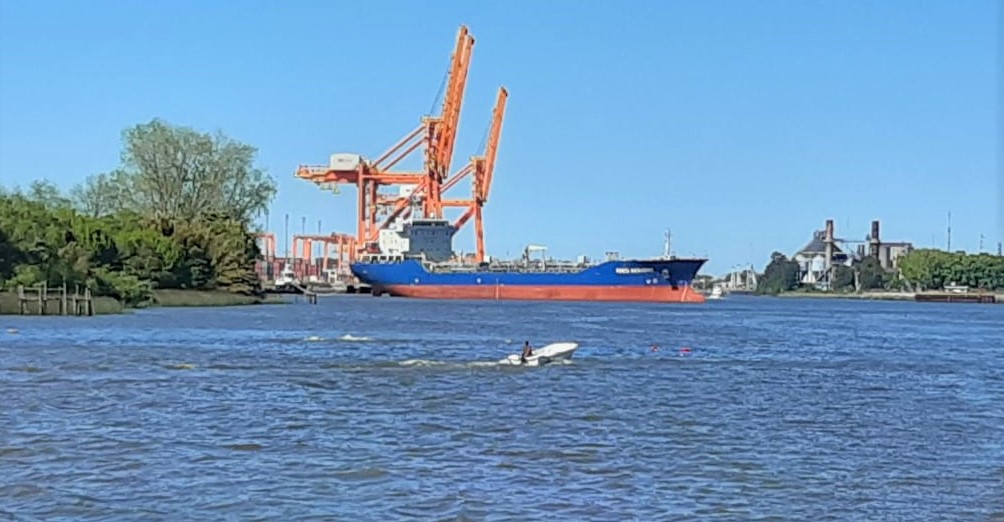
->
374;284;706;303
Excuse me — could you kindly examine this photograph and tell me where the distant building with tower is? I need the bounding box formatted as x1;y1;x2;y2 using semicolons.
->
793;220;851;286
793;219;914;289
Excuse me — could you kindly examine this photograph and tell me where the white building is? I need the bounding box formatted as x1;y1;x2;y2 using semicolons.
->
793;230;852;286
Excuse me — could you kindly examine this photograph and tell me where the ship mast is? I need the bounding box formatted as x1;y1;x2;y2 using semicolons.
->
663;229;672;259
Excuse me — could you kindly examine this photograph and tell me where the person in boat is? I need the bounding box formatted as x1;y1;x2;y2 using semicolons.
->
520;341;534;364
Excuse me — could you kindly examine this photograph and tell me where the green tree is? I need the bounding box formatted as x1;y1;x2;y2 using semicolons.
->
70;170;136;218
756;251;800;295
1;119;274;305
117;119;277;222
69;119;277;223
898;248;1004;290
857;255;888;290
831;264;855;291
28;180;73;209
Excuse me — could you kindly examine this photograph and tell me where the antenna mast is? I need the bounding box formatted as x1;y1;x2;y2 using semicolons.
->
663;229;672;258
947;211;952;251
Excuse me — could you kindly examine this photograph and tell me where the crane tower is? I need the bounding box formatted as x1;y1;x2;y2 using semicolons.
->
294;25;507;264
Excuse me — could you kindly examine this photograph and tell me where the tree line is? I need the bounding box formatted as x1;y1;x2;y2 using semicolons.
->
754;248;1004;295
897;248;1004;291
0;119;277;305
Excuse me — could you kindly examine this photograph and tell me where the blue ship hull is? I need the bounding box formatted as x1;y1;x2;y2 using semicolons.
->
350;258;708;302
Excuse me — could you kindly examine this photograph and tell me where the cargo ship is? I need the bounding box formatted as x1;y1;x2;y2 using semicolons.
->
350;219;708;303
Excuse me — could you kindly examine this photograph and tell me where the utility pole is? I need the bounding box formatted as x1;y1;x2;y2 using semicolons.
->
979;234;984;252
947;211;952;252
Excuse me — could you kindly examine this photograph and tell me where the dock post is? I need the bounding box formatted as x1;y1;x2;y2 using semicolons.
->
39;283;45;315
17;285;24;315
61;283;68;316
85;287;93;316
73;285;79;316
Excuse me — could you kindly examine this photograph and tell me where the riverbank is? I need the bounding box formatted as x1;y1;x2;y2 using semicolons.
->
775;290;917;301
0;292;125;315
0;289;287;315
151;289;286;307
773;290;1004;303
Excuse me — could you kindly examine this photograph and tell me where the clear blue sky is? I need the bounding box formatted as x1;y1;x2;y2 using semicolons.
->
0;1;999;275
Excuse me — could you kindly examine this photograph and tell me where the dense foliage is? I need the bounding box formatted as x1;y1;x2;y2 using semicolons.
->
755;251;800;295
0;183;265;304
828;256;889;292
857;256;889;290
898;248;1004;291
0;119;275;305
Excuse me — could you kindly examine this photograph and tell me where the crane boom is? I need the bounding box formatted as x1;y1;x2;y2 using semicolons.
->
425;26;474;219
438;27;474;177
478;86;508;203
448;85;508;263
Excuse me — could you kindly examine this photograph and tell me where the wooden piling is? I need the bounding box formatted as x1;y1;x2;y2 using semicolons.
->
11;282;94;316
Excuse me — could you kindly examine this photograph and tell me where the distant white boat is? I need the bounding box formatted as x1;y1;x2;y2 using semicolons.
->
708;285;724;300
275;264;297;286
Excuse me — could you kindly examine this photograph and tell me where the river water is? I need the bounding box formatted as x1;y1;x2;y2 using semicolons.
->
1;295;1002;520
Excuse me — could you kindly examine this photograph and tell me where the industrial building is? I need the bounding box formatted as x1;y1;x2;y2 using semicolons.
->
856;242;914;271
793;221;852;286
793;219;914;289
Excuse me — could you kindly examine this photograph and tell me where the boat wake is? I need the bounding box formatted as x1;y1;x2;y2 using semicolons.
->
301;334;374;343
339;334;373;342
395;358;573;370
361;342;581;370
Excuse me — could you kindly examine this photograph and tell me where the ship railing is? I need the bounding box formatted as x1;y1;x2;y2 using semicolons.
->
426;263;478;273
422;262;590;274
419;255;600;272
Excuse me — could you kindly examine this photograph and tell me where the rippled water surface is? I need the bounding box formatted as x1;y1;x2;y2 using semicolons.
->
2;295;1003;520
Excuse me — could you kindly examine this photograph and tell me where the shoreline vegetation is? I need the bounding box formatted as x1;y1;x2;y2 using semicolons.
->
149;289;285;308
0;289;287;316
1;119;281;316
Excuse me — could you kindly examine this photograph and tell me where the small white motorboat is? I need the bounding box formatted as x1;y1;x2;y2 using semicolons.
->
501;342;579;367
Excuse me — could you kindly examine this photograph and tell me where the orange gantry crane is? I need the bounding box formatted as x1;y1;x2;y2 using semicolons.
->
294;24;506;263
255;232;277;259
291;233;357;278
441;86;507;263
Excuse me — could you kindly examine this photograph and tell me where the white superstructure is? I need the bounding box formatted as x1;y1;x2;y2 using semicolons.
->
375;218;457;263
